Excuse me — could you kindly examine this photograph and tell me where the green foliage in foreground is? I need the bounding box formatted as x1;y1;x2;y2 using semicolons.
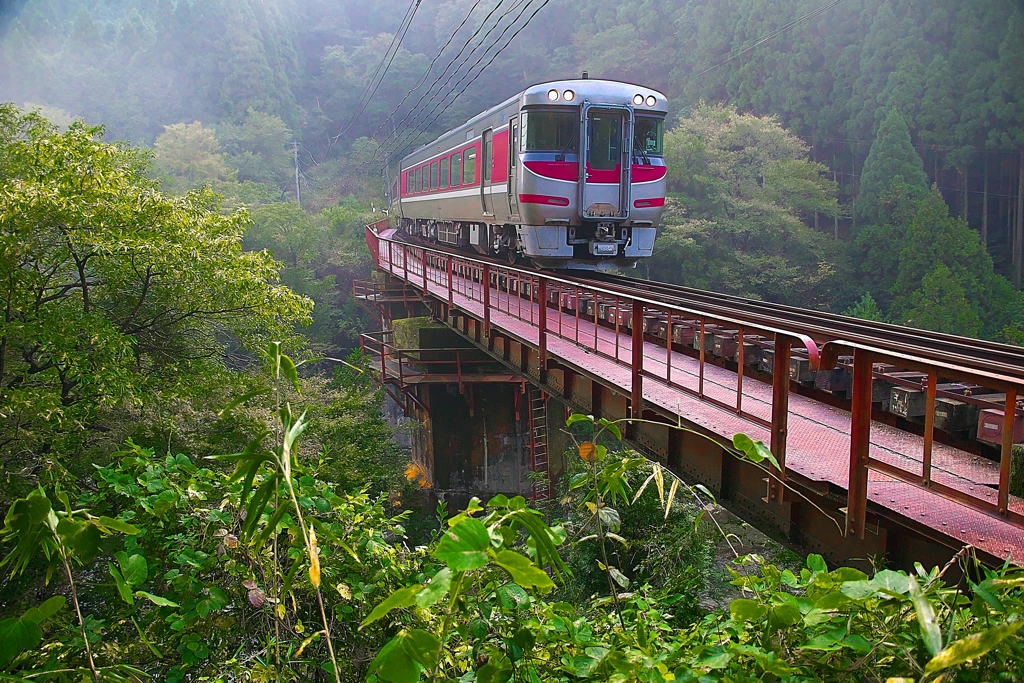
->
3;381;1024;683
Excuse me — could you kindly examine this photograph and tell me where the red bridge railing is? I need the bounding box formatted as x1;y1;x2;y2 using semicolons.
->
362;223;1024;541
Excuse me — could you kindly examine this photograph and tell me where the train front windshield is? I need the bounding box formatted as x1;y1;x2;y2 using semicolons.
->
522;110;578;152
634;116;664;156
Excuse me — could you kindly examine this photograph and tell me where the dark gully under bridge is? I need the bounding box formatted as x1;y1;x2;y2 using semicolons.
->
355;219;1024;570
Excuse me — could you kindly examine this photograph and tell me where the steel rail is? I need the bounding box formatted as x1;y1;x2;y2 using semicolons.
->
581;272;1024;370
371;226;1024;385
563;272;1024;382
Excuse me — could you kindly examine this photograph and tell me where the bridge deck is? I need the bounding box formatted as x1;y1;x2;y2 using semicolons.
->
371;229;1024;562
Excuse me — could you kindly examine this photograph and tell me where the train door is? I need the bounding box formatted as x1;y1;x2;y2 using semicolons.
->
507;116;520;217
580;104;632;220
481;128;494;216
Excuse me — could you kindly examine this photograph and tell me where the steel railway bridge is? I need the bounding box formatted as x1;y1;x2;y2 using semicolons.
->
355;219;1024;569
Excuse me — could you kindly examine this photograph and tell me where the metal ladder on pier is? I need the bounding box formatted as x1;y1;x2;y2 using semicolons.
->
527;389;550;499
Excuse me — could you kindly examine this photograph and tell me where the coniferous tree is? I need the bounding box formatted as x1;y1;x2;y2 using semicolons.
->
854;108;929;227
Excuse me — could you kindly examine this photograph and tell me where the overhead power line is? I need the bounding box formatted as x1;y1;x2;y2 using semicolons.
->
366;0;489;143
690;0;848;81
370;0;549;168
371;0;526;159
332;0;422;142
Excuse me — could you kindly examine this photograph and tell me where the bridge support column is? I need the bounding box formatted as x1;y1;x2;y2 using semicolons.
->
847;348;873;538
768;333;791;503
629;303;644;437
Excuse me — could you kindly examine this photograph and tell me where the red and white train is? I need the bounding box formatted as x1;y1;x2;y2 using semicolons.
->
392;77;667;270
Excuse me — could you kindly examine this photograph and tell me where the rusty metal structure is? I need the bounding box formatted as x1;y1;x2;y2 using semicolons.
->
357;219;1024;568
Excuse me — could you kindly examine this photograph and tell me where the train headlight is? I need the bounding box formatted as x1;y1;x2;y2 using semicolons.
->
547;89;560;101
645;95;657;107
563;89;575;101
633;94;644;105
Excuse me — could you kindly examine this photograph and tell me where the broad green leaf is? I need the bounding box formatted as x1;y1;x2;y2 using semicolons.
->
607;565;630;588
597;506;621;531
360;585;422;628
494;550;554;591
109;563;134;604
414;568;452;608
729;598;767;622
843;634;873;653
0;616;43;669
4;491;52;532
486;494;509;508
872;569;911;595
34;596;65;621
768;603;803;627
97;516;141;535
924;621;1023;675
401;628;440;669
280;354;301;395
368;634;422;683
597;417;622;441
513;627;536;651
134;591;179;608
55;519;101;564
806;554;827;574
565;413;593;427
434;517;490;571
120;553;148;586
908;575;942;656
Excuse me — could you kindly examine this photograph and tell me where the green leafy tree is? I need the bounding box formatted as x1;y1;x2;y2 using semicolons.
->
889;187;1014;336
900;263;983;337
153;121;236;192
0;105;311;463
843;292;885;322
217;108;294;188
652;103;839;308
854;108;929;228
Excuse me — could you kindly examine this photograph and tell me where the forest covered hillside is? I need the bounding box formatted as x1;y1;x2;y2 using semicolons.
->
3;0;1022;339
5;3;1024;681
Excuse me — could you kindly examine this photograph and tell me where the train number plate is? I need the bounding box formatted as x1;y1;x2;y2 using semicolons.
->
590;241;618;256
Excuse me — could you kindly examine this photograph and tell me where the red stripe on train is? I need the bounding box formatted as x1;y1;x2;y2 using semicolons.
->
631;165;667;182
523;160;578;181
519;194;570;206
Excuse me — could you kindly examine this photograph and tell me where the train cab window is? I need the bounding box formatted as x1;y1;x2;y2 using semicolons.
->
588;114;620;171
450;153;461;186
522;111;578;152
440;158;449;189
463;148;476;185
416;167;422;193
405;172;413;195
634;116;665;156
430;161;439;190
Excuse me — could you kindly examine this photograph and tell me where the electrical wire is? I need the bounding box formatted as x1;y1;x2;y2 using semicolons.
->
332;0;422;141
366;0;489;143
690;0;849;81
369;0;547;169
370;0;528;160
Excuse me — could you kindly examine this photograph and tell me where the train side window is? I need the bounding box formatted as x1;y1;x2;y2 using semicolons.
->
405;172;413;195
450;153;461;186
430;161;439;190
511;120;518;166
416;167;422;193
440;158;449;189
463;148;476;185
421;166;428;191
483;138;492;182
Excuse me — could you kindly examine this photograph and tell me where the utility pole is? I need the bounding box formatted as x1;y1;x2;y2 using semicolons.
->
294;141;301;208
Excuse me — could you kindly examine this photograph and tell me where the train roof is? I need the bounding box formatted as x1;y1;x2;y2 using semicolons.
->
401;78;668;164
